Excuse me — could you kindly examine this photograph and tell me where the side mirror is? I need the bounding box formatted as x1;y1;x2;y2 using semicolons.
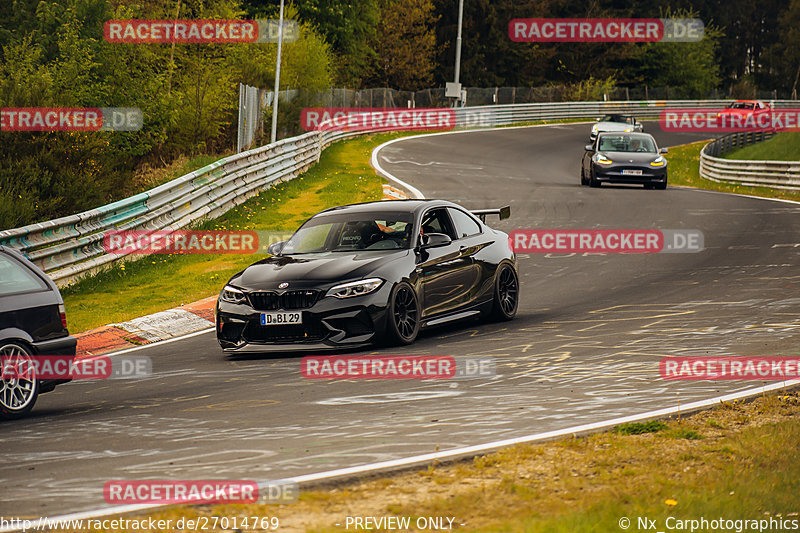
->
659;148;668;154
420;233;451;249
584;144;594;152
267;241;286;255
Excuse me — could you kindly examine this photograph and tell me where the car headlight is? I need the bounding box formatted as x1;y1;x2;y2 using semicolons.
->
593;154;613;165
221;285;247;304
624;127;632;132
591;124;598;133
650;155;666;167
326;278;384;299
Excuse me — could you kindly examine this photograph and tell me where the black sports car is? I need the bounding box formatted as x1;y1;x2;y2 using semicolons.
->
581;132;669;189
216;200;519;352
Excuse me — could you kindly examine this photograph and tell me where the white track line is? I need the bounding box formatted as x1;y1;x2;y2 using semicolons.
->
370;138;426;199
8;124;798;531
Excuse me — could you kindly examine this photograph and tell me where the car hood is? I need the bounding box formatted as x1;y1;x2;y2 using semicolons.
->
595;122;634;132
599;151;661;164
229;250;410;290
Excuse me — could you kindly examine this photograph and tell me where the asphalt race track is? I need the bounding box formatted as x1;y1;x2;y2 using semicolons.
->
2;123;800;517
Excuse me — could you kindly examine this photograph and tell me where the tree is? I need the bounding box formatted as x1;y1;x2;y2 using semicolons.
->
632;8;723;99
243;0;379;86
764;0;800;95
367;0;438;90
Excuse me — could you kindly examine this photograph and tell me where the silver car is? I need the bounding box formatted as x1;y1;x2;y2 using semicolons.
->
589;114;643;142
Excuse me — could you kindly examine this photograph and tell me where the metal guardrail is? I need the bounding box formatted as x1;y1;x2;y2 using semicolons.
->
3;99;800;286
452;99;800;127
700;131;800;190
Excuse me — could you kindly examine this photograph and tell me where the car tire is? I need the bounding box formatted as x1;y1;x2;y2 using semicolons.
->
589;170;601;188
0;342;39;420
384;282;420;345
489;263;519;321
580;166;588;186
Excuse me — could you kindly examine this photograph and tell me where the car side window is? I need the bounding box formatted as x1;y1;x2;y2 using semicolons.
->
447;208;482;239
420;208;456;240
0;253;48;295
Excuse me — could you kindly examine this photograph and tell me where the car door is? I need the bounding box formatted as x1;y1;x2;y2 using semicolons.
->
446;207;487;304
416;208;473;318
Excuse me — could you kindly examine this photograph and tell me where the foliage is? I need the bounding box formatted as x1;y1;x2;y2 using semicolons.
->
366;0;439;91
631;8;722;99
0;0;332;229
562;75;617;101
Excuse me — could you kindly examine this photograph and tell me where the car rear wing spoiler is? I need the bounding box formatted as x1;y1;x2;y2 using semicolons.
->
471;205;511;223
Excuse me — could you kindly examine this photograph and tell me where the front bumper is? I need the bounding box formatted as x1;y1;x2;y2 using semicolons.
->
592;163;667;184
216;284;393;353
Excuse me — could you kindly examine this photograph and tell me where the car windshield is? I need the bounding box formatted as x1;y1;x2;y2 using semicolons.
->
728;102;754;109
600;114;629;123
280;212;414;254
598;134;657;153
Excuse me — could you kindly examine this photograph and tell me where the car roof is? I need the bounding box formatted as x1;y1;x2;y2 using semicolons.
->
596;131;654;139
316;199;455;217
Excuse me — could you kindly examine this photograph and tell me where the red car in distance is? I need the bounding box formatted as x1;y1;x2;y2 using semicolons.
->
716;99;771;119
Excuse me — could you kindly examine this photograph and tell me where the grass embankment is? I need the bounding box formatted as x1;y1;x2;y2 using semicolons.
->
61;133;404;333
667;140;800;202
126;153;233;194
722;132;800;161
102;391;800;533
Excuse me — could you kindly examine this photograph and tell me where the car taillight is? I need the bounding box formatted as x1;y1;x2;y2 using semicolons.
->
59;303;68;329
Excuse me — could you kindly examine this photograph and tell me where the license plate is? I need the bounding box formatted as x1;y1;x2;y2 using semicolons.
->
622;169;643;176
260;312;302;325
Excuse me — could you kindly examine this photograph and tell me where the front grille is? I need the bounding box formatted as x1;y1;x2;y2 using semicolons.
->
248;292;280;310
281;290;320;309
247;290;320;311
243;317;328;343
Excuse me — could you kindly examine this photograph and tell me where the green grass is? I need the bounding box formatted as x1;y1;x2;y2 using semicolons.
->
722;132;800;161
666;141;800;202
61;133;409;333
613;420;668;435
